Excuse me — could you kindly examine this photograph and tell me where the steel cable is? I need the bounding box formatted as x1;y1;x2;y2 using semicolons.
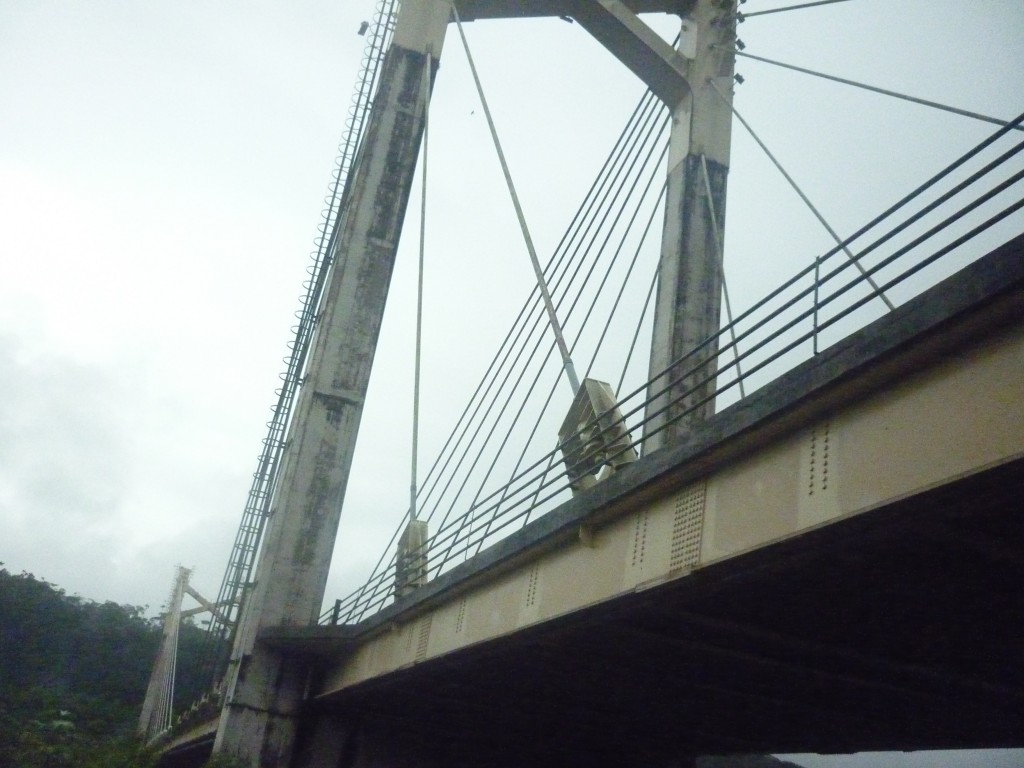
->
411;90;664;534
340;88;667;616
348;99;675;606
432;103;669;557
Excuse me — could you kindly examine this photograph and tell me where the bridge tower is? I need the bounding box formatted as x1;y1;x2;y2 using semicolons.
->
139;566;191;739
211;2;737;766
140;566;223;741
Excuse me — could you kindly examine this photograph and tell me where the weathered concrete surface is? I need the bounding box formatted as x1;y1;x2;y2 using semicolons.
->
646;0;737;449
574;0;692;106
212;2;451;766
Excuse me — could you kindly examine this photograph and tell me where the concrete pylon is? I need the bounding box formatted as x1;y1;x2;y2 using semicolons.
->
139;566;191;740
644;0;737;451
212;2;451;765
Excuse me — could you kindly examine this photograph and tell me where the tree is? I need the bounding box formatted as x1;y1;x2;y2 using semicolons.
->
0;566;212;766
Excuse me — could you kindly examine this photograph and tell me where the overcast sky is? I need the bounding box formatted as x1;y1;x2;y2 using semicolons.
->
1;2;1022;765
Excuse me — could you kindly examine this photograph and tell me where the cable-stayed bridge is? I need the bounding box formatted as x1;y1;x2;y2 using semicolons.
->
139;1;1024;766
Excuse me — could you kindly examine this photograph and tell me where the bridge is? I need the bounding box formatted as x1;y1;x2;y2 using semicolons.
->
141;1;1024;766
279;242;1024;765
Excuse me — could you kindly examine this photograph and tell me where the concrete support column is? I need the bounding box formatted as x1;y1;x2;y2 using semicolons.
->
645;1;736;451
212;2;450;766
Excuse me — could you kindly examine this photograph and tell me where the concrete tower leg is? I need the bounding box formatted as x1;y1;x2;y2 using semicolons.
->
212;2;451;766
645;1;737;452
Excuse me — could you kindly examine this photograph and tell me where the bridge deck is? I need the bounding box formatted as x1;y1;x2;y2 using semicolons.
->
259;235;1024;764
300;459;1022;763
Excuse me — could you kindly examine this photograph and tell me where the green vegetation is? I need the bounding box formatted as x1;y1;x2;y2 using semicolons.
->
0;565;213;767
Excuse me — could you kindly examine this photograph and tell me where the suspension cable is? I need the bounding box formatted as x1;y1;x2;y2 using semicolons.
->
434;103;668;553
362;78;676;597
423;90;665;536
345;46;1024;621
709;78;895;310
411;51;432;523
511;157;668;534
451;2;580;394
617;261;659;398
431;120;665;562
346;156;1024;618
428;94;658;491
348;84;667;603
406;43;661;543
334;166;1024;623
726;48;1024;132
361;85;669;595
466;135;669;557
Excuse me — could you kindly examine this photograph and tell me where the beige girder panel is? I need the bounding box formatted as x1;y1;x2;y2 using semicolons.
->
706;326;1023;562
322;324;1024;694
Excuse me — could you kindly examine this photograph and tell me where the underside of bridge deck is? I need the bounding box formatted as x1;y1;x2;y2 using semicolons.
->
301;454;1023;766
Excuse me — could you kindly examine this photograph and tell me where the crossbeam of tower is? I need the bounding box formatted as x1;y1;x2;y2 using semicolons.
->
212;2;738;765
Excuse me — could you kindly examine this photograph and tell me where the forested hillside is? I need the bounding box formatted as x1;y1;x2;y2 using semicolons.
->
0;567;815;768
0;566;211;766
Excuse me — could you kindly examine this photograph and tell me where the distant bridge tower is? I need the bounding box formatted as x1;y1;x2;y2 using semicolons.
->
211;1;737;765
139;566;191;740
139;566;224;741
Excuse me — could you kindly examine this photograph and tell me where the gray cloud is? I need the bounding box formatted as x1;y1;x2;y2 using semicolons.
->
0;334;133;589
